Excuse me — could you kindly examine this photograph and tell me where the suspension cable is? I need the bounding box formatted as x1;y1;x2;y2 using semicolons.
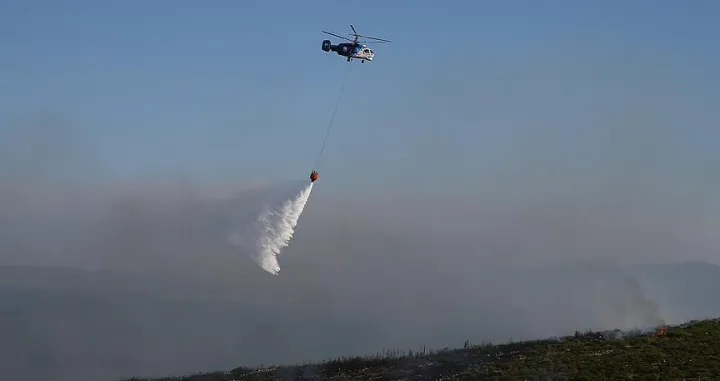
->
313;60;354;170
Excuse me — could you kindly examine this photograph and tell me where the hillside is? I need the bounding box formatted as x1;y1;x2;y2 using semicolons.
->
3;262;720;381
123;317;720;381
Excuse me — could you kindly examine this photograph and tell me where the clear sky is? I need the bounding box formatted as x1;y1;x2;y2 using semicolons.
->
1;0;718;204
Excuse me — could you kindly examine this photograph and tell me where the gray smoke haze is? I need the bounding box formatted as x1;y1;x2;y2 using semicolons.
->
2;37;719;381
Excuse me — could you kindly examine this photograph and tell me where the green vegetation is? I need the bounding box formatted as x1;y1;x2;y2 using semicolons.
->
122;318;720;380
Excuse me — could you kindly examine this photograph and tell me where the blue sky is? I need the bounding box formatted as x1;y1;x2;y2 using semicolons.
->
1;0;718;205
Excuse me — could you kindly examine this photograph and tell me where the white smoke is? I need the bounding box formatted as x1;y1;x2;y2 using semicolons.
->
228;181;314;275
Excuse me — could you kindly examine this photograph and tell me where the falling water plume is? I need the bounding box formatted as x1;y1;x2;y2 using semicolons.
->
228;182;314;275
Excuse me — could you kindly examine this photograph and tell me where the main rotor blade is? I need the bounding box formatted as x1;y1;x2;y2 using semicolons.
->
322;31;354;42
357;40;389;45
345;33;391;43
350;24;357;35
357;35;391;43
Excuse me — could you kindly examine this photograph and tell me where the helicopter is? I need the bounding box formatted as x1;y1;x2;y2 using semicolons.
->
321;24;391;63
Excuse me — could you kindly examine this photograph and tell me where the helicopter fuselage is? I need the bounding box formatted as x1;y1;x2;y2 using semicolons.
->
322;40;374;62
